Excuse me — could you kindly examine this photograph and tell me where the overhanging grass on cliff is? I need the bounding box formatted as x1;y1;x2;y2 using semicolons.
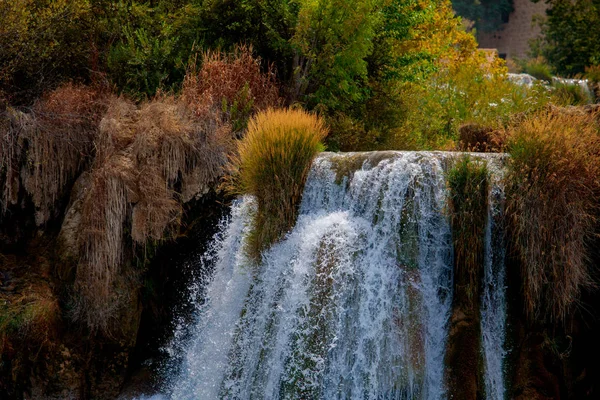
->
226;108;328;259
445;155;489;399
505;108;600;322
447;155;489;308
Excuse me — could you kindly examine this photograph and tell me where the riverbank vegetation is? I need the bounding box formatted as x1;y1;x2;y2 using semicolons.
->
1;0;600;397
1;0;597;339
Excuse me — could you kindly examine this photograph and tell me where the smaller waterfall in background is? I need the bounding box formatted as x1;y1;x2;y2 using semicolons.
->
481;166;507;400
155;151;508;400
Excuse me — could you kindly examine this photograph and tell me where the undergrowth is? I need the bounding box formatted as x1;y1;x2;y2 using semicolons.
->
505;107;600;321
383;63;553;151
226;108;328;260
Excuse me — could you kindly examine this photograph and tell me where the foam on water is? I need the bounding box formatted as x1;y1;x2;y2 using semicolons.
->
158;151;508;400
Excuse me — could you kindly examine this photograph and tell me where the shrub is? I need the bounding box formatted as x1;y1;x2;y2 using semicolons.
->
447;155;489;308
458;123;507;153
551;80;593;106
227;108;328;259
584;65;600;83
0;0;96;104
384;63;553;150
181;46;281;135
505;108;600;321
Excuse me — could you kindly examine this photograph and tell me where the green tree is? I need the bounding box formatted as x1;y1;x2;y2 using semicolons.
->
194;0;298;81
534;0;600;76
290;0;382;110
0;0;95;104
105;1;201;97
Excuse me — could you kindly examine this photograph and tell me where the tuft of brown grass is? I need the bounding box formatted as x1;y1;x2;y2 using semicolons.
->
447;155;489;309
458;123;507;153
505;108;600;321
226;108;328;259
181;45;281;134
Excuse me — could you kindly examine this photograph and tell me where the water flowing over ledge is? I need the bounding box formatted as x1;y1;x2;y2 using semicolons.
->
160;151;508;400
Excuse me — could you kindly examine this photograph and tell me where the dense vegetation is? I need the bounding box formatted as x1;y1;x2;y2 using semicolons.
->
1;0;600;398
533;0;600;77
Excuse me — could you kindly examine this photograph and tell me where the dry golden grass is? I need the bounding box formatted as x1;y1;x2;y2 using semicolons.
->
505;108;600;321
226;108;327;259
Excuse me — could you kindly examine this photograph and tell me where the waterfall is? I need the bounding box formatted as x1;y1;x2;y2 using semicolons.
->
481;166;507;400
161;151;508;400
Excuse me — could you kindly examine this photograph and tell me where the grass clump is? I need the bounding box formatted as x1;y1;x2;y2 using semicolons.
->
227;108;328;259
505;108;600;321
447;155;489;308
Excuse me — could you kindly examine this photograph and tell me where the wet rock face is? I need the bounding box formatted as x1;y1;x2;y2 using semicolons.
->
445;309;482;400
0;158;227;399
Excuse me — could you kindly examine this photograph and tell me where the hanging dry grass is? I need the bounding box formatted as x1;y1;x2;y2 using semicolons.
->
72;96;232;332
226;108;328;259
505;108;600;322
0;83;107;224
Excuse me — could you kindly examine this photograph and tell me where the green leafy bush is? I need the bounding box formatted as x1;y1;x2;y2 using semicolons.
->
383;64;553;150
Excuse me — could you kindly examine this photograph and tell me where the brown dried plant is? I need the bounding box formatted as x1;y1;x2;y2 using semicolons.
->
1;83;107;224
181;45;281;128
72;96;232;332
505;108;600;322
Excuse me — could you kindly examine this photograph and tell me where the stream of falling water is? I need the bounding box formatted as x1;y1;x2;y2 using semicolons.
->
161;151;507;400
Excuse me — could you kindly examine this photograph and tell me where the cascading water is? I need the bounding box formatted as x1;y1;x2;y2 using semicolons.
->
160;151;508;400
481;165;507;400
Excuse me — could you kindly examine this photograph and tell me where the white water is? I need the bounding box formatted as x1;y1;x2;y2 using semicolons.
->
481;165;507;400
160;151;508;400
